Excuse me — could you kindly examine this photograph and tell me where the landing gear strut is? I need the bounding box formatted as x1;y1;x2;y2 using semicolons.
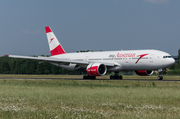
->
110;72;123;80
158;69;163;80
83;75;96;79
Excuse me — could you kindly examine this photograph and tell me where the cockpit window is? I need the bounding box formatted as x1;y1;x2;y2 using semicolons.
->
163;56;172;58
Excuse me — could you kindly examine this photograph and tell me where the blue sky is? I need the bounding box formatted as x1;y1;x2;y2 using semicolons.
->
1;0;180;56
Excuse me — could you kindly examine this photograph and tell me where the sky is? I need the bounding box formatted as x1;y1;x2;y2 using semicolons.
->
0;0;180;56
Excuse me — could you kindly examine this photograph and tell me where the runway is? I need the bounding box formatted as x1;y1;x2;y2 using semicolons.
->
0;78;180;82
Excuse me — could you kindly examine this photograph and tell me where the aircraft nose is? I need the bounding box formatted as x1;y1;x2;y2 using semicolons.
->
168;58;175;67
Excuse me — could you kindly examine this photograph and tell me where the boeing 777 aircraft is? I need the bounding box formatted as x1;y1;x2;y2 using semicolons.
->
9;26;175;80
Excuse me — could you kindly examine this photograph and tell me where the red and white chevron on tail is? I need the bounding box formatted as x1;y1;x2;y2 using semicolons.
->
45;26;66;56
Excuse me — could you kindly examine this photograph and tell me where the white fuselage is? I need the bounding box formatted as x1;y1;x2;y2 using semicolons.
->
51;49;175;71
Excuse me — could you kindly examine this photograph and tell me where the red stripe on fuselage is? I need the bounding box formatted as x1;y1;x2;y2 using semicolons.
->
50;45;66;56
45;26;52;33
135;53;149;64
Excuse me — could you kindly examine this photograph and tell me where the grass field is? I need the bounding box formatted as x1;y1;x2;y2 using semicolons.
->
0;75;180;118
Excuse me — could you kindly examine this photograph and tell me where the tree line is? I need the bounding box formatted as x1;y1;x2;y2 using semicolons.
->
0;56;84;75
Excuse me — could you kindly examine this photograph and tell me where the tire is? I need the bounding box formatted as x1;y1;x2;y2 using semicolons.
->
119;75;123;80
158;76;163;80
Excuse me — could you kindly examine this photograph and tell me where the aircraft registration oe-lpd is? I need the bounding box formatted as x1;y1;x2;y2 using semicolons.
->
9;26;175;80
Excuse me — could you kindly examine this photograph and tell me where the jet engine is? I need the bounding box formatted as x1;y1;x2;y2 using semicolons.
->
86;63;107;76
135;70;154;76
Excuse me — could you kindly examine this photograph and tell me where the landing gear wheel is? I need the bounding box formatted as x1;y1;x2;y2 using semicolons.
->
115;75;118;79
109;75;123;80
158;76;163;80
92;76;96;79
119;75;122;80
83;75;96;79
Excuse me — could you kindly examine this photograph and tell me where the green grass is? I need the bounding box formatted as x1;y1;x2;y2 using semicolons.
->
0;79;180;118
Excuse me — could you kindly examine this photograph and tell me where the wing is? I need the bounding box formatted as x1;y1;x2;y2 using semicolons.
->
9;55;115;66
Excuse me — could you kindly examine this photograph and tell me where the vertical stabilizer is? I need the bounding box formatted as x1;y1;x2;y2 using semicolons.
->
45;26;66;56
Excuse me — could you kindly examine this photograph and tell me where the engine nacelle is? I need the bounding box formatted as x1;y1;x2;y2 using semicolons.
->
135;70;154;76
86;63;107;76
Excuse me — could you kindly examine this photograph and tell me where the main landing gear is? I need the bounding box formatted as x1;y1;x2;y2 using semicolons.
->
83;75;96;79
110;72;123;80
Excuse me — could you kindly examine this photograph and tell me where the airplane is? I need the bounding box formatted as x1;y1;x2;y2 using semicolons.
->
9;26;175;80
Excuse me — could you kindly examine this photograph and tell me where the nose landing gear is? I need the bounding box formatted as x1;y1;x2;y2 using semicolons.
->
158;69;163;80
158;75;163;80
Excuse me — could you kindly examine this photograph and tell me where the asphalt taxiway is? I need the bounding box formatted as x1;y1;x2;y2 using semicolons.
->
0;78;180;82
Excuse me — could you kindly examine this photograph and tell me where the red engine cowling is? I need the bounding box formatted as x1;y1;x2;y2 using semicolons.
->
86;63;107;76
135;70;154;76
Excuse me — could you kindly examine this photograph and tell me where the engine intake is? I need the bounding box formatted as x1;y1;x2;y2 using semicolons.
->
86;63;107;76
135;70;154;76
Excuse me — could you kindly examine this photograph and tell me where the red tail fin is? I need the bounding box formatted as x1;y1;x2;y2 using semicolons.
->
45;26;66;56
